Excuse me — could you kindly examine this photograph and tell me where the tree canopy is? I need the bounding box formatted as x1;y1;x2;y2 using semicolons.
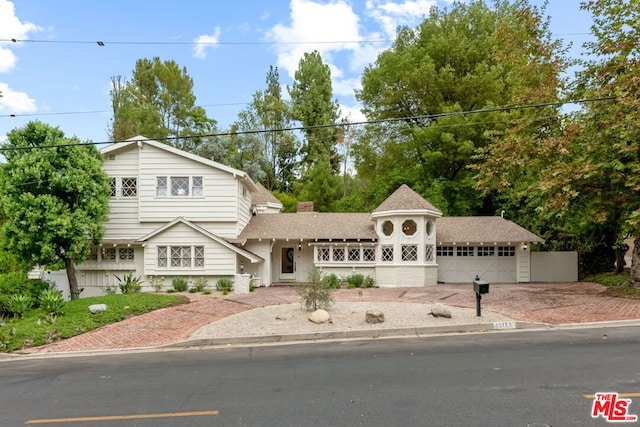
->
0;122;111;299
109;57;216;151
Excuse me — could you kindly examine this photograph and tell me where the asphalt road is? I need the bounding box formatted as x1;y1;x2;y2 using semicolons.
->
2;327;640;426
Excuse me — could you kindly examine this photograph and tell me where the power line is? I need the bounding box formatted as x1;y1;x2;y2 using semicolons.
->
2;38;390;47
0;102;249;118
0;96;615;152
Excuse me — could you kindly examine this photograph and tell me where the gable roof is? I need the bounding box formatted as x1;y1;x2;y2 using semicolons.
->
101;135;257;192
252;182;283;207
436;217;544;244
372;184;442;218
238;212;543;244
238;213;377;242
138;217;263;263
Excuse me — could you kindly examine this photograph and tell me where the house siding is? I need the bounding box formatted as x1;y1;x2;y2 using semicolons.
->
138;144;238;224
236;182;252;235
375;265;438;287
142;222;236;277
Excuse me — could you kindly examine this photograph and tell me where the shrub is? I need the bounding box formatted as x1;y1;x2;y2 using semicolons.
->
6;294;33;318
363;275;376;288
39;289;65;316
149;276;164;293
191;277;208;293
0;273;50;301
346;273;365;288
296;266;334;311
216;278;233;295
115;273;142;294
172;277;188;292
322;273;340;289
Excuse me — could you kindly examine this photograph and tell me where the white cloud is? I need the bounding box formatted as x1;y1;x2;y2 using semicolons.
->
193;27;222;59
0;82;37;113
0;0;41;72
333;76;362;97
265;0;363;79
366;0;437;37
339;103;366;123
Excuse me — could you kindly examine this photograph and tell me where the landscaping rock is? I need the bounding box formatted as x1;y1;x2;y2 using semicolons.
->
88;304;107;314
429;304;452;318
366;310;385;324
308;309;330;324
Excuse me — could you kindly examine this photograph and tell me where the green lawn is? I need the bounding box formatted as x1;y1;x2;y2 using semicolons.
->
0;293;187;353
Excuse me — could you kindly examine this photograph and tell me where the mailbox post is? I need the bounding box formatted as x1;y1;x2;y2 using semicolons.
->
473;275;490;317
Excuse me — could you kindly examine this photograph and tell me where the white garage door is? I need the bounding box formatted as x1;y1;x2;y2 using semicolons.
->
436;246;517;283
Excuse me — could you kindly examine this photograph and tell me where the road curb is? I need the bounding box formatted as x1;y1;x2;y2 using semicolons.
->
165;321;552;349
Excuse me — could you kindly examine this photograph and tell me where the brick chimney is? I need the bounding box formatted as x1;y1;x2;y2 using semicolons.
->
297;201;314;213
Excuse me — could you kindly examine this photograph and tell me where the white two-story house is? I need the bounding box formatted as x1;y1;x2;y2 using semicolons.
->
58;136;543;297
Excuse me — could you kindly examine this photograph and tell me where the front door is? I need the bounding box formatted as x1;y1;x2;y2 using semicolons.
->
280;247;295;280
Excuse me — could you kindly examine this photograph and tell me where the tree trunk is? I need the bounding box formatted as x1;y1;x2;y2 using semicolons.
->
64;257;81;300
614;246;627;273
630;237;640;286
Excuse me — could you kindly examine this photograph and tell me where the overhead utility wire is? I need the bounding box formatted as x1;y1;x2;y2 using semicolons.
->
2;38;389;46
0;96;616;152
0;102;249;118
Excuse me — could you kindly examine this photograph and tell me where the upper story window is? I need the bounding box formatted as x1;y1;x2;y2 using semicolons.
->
156;176;204;198
109;178;116;197
426;220;434;237
382;220;394;236
121;177;137;197
402;220;417;236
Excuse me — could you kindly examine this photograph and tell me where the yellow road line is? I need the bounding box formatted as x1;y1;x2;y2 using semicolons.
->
25;410;219;424
584;393;640;399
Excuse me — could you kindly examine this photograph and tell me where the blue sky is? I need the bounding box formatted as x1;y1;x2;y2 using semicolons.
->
0;0;594;144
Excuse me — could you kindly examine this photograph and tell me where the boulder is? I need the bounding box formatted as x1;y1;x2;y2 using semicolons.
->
308;309;330;324
429;304;452;318
88;304;107;314
366;310;385;324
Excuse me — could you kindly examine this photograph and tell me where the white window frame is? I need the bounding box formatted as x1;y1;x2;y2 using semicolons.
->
157;245;205;269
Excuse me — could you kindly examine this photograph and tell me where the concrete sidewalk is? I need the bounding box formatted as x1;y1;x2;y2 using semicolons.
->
10;282;640;357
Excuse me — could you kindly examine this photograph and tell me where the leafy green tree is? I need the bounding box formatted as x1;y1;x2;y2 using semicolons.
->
298;155;344;212
518;0;640;280
354;0;566;216
289;51;340;172
109;58;216;150
236;66;298;192
0;122;111;299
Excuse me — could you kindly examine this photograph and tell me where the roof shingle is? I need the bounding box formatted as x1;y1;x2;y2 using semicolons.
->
373;184;442;214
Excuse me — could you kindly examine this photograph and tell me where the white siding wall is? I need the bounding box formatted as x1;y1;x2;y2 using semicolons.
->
243;240;272;286
375;265;438;287
138;144;238;224
236;182;252;234
103;147;141;238
142;222;236;277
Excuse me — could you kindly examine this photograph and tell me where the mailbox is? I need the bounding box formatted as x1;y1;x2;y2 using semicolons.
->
473;277;489;295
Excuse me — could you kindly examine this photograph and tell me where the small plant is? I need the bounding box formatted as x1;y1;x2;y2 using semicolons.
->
172;277;188;292
202;290;212;295
39;288;65;316
346;273;365;288
216;278;233;295
322;273;340;289
149;276;165;293
363;276;377;288
6;294;33;318
115;273;142;294
191;277;208;293
296;266;334;311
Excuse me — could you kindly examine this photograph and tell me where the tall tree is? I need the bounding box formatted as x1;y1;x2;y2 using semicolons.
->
0;122;111;299
354;0;565;216
511;0;640;280
109;58;216;150
289;51;340;172
235;66;298;192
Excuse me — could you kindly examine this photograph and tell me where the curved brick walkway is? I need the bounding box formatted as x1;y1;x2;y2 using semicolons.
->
16;282;640;355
